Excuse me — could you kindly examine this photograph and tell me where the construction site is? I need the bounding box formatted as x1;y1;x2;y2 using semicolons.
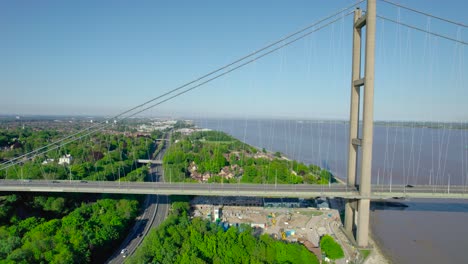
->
190;196;360;262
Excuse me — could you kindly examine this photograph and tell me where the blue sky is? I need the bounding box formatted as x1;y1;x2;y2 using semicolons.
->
1;0;466;121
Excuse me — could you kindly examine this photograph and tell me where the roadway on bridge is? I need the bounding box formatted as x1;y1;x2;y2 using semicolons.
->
2;180;468;199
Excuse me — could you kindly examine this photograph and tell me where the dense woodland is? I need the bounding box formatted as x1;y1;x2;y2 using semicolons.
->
128;199;319;264
0;193;140;264
0;127;151;263
163;130;335;184
0;127;163;182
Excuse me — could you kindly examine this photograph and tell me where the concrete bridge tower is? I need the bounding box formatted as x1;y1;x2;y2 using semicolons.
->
344;0;376;248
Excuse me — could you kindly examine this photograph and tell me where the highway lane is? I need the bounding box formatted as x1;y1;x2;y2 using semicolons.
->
142;134;170;235
2;180;468;199
146;152;169;232
106;135;169;263
0;179;357;192
150;194;169;229
106;194;158;263
4;179;468;192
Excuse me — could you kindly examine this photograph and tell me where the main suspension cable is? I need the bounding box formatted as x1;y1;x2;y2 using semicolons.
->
379;0;467;28
0;2;364;170
377;15;467;45
1;11;355;171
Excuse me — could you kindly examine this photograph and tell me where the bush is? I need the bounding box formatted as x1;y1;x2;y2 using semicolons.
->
320;235;344;260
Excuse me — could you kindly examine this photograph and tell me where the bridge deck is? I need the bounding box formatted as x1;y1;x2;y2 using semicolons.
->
1;180;467;199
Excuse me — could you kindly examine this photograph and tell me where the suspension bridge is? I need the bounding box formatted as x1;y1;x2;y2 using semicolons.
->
1;0;467;247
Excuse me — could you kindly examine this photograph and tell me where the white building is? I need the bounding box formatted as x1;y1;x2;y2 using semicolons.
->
42;158;54;165
58;154;73;165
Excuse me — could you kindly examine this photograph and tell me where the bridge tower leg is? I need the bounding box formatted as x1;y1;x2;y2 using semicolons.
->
345;7;362;236
345;0;376;248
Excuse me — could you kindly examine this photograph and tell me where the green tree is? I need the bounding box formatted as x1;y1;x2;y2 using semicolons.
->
319;170;335;184
320;235;344;260
129;201;318;264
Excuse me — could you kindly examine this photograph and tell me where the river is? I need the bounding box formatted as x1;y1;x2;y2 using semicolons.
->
193;118;468;264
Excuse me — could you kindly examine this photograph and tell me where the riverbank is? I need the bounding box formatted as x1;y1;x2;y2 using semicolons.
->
329;197;391;264
365;234;391;264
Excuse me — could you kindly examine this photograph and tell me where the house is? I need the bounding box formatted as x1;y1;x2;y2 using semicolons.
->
219;166;234;179
58;154;73;165
202;172;211;182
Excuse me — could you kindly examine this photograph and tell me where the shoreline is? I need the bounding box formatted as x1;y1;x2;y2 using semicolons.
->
365;232;392;264
365;207;393;264
366;210;395;264
330;197;391;264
